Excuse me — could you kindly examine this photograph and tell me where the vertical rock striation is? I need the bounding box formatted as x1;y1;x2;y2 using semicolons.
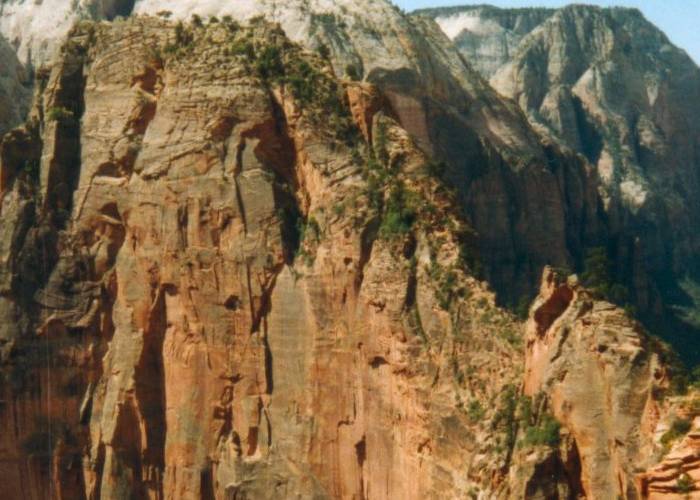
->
0;18;531;499
523;267;668;498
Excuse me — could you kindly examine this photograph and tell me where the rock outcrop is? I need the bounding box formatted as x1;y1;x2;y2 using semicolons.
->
0;33;31;136
416;5;554;78
523;267;668;498
0;3;698;499
639;415;700;498
0;17;532;499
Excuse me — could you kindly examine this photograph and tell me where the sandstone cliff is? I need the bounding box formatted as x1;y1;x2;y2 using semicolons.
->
0;0;611;311
0;3;699;500
523;267;668;498
0;17;533;499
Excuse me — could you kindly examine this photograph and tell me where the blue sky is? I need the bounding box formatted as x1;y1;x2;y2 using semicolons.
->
397;0;700;64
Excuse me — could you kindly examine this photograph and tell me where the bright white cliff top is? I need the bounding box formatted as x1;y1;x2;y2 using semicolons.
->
0;0;408;69
434;11;508;40
0;0;86;65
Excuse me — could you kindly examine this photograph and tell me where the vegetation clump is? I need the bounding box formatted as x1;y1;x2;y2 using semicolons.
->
581;246;630;305
317;43;331;60
492;384;519;453
255;45;285;80
46;106;74;123
661;417;692;445
467;400;485;422
191;14;203;27
518;394;561;448
521;413;561;447
677;473;695;494
345;63;361;81
379;182;417;239
164;21;194;54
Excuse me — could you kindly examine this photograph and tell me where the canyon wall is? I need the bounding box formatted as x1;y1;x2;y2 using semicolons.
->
0;2;698;499
0;18;530;499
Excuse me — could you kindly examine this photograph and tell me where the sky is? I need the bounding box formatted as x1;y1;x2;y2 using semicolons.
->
396;0;700;64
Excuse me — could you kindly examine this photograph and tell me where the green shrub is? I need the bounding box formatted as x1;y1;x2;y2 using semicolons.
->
661;418;692;445
435;269;458;309
255;46;285;80
522;414;561;447
492;385;518;451
467;400;485;422
677;473;694;494
230;40;254;60
46;106;74;123
500;327;522;347
345;63;361;81
285;60;316;103
379;183;416;239
174;21;194;48
317;43;331;60
332;202;345;217
374;121;389;166
581;247;610;288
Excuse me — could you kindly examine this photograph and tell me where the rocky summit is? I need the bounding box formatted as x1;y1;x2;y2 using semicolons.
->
0;1;699;499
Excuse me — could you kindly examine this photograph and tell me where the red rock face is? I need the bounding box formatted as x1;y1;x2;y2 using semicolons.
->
523;268;669;498
0;12;694;500
0;19;529;499
639;420;700;499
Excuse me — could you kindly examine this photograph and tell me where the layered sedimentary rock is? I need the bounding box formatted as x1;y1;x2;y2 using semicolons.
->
523;267;669;498
0;17;536;499
639;416;700;498
0;0;611;309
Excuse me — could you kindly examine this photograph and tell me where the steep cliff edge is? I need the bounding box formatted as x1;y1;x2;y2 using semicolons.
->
0;0;612;311
0;4;698;500
0;17;532;499
523;267;668;498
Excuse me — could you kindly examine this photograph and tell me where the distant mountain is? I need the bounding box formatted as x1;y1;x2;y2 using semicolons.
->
423;3;700;359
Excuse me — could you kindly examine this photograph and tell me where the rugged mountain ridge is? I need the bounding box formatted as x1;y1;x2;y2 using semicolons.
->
415;5;555;78
0;0;612;311
424;4;700;362
0;1;699;499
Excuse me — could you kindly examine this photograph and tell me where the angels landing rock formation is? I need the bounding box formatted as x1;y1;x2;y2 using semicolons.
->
0;17;530;499
0;1;699;499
